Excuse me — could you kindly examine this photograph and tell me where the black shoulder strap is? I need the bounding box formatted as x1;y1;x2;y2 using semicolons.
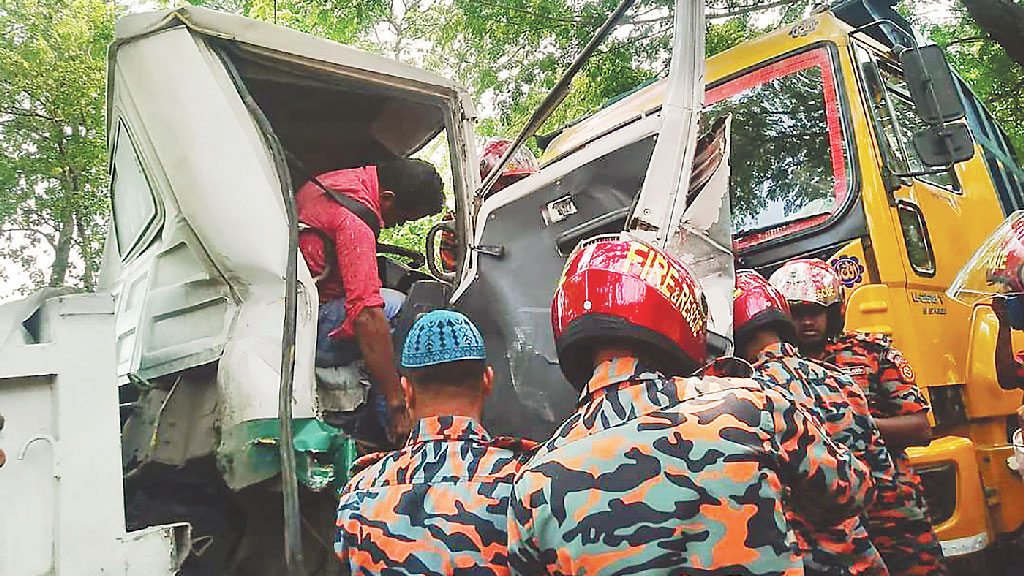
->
284;150;382;239
308;174;381;238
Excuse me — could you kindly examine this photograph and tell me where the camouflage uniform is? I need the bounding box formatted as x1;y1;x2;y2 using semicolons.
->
752;342;896;576
507;356;873;576
335;415;537;575
826;333;948;576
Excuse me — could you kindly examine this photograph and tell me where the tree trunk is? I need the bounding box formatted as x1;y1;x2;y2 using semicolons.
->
960;0;1024;70
75;213;94;291
48;213;74;287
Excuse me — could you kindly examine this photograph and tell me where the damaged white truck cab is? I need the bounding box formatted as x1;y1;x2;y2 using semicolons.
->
101;6;479;489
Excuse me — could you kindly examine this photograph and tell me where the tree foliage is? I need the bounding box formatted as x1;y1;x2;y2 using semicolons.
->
0;0;117;295
5;0;1024;293
911;1;1024;157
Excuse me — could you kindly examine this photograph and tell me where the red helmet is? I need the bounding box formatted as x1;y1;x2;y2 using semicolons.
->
733;270;795;345
768;258;845;335
551;236;707;388
985;218;1024;293
479;138;539;192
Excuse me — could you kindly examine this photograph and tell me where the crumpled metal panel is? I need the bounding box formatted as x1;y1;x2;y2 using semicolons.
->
217;417;349;491
456;136;656;441
121;523;192;576
108;27;319;433
454;120;733;441
670;116;734;351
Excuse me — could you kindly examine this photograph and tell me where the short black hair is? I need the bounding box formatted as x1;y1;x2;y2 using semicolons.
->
404;359;487;390
377;158;444;217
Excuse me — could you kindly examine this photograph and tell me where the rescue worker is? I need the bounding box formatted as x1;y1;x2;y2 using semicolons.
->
984;228;1024;429
734;270;895;576
507;237;872;575
297;159;444;443
437;138;539;273
769;259;948;576
992;298;1024;431
335;309;536;574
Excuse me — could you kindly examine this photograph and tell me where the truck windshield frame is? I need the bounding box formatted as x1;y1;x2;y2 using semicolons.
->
702;43;857;251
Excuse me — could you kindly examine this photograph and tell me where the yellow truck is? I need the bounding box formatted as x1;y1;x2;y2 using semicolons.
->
539;2;1024;567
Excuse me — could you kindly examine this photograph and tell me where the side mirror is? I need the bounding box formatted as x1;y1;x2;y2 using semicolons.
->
900;45;965;124
913;124;975;167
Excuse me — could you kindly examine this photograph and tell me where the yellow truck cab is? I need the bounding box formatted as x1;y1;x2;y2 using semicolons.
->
540;5;1024;565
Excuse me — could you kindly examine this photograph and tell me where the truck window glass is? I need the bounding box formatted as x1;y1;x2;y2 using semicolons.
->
110;121;157;257
703;47;850;249
852;43;954;190
897;201;936;276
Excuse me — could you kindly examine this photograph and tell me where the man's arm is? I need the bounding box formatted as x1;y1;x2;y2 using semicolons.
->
831;373;898;494
328;208;409;443
993;298;1024;391
768;390;872;527
872;344;933;450
506;478;547;576
874;412;931;450
351;307;409;443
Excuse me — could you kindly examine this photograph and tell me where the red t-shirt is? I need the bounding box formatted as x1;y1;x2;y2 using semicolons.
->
296;166;385;338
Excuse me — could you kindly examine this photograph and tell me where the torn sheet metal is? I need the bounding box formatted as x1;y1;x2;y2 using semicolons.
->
671;116;735;349
628;0;706;243
0;287;75;349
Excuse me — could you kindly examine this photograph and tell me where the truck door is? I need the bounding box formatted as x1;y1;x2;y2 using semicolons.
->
101;113;236;385
849;41;1005;405
454;121;661;440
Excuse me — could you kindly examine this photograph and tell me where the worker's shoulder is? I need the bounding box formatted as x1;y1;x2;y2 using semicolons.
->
834;331;895;354
488;435;539;456
344;450;395;487
799;354;854;380
673;374;770;404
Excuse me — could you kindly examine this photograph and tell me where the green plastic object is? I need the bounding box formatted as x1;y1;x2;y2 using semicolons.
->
217;417;354;491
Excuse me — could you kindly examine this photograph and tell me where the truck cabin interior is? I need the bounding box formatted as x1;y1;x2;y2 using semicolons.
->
214;42;447;199
211;41;452;289
220;43;444;183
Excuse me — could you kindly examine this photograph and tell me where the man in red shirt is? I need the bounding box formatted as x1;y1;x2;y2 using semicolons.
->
297;158;443;444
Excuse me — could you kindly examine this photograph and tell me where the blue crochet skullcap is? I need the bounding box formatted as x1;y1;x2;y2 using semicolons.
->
401;309;487;369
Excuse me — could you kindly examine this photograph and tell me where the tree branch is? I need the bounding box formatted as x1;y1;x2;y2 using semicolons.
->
0;107;60;123
945;35;988;47
708;0;798;20
1;227;58;251
629;15;673;26
461;0;580;26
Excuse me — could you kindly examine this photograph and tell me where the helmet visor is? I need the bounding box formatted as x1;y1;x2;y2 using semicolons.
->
948;211;1024;304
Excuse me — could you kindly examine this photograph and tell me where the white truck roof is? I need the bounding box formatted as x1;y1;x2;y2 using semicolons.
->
112;6;465;96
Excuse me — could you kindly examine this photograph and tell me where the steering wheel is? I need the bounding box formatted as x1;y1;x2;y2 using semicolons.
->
425;221;458;283
376;242;425;269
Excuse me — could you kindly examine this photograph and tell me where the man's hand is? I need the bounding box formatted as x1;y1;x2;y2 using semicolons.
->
993;295;1008;323
352;306;406;446
874;412;932;451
